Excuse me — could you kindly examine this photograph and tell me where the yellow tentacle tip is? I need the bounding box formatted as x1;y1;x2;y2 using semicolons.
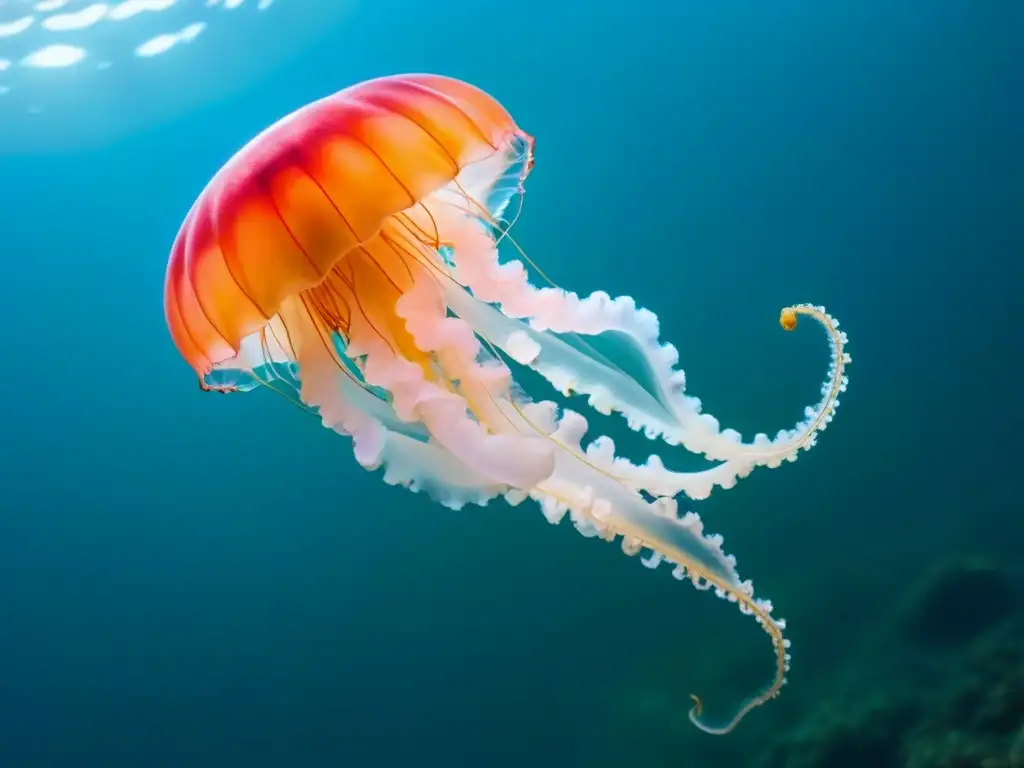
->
779;307;798;332
689;694;704;717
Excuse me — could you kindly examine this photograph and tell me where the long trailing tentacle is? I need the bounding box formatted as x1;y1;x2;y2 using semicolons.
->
414;193;851;498
390;208;817;506
524;405;792;735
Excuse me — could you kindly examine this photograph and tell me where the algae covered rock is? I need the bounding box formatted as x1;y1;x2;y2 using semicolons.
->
760;556;1021;768
900;558;1016;645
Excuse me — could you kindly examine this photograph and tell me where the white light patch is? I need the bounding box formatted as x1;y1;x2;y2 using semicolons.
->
179;21;205;40
21;44;87;68
257;0;272;8
134;21;204;57
108;0;178;21
0;59;10;71
34;0;69;11
0;15;34;37
43;3;108;31
223;0;245;9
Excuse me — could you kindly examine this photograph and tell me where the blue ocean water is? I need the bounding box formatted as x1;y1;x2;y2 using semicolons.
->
1;1;1021;766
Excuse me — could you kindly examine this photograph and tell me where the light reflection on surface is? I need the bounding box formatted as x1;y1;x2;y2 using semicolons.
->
0;0;350;152
0;0;266;72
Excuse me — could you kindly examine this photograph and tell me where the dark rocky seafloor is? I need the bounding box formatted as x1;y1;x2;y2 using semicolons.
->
760;558;1023;768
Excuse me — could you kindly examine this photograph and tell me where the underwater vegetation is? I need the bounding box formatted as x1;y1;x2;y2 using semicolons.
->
162;74;851;732
761;558;1023;768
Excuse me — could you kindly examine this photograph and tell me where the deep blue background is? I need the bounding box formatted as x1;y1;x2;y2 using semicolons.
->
0;1;1020;765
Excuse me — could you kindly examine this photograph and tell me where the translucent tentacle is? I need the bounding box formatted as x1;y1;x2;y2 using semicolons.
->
584;436;751;502
434;211;849;483
508;405;791;734
377;274;554;488
206;305;512;511
443;280;756;500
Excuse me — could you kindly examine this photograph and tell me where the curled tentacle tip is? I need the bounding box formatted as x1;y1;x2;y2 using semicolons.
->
779;308;798;332
689;693;704;717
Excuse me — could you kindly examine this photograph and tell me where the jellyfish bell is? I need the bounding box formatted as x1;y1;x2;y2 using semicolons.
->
164;73;851;734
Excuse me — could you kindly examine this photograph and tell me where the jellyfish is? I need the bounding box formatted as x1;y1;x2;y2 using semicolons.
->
163;74;850;734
